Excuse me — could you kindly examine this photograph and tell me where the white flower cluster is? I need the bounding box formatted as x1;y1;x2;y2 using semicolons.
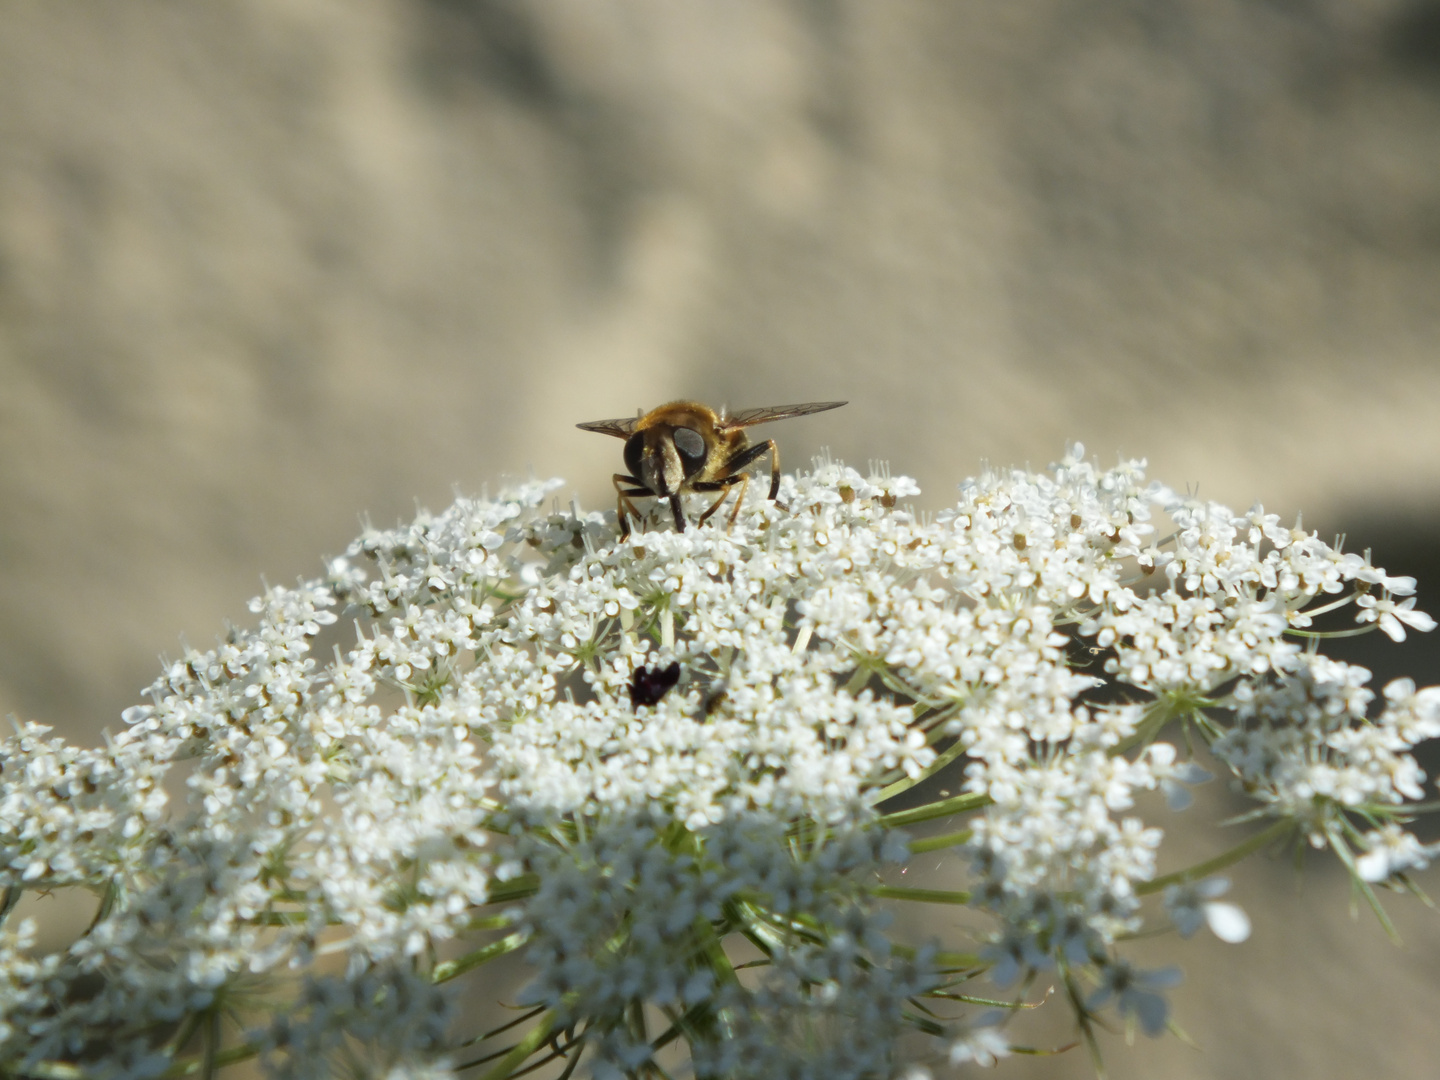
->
1;444;1436;1080
1215;663;1440;852
481;468;935;827
514;815;914;1079
691;920;936;1080
0;486;548;1077
259;967;453;1080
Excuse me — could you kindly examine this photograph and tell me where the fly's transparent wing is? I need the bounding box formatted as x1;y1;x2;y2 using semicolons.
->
576;416;641;438
719;401;847;430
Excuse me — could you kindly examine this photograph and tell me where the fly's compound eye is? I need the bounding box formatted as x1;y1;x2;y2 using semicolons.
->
623;432;645;480
672;426;706;475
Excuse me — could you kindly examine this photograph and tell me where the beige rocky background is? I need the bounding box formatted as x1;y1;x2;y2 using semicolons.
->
1;1;1438;1076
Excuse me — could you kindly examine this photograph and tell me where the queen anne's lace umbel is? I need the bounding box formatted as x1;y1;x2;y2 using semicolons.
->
2;445;1436;1079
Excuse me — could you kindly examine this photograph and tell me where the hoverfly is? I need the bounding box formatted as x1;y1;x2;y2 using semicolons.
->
576;400;846;539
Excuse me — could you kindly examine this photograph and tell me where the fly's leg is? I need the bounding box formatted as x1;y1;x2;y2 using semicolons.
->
719;439;782;512
761;440;781;501
724;472;751;531
693;474;747;527
692;440;784;531
612;474;651;540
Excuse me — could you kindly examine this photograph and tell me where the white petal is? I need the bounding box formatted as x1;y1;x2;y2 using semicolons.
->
1204;901;1251;943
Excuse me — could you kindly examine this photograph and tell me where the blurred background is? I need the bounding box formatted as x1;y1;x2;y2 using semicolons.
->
1;1;1438;1076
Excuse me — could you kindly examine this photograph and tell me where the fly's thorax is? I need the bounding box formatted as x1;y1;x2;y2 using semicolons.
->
701;428;750;483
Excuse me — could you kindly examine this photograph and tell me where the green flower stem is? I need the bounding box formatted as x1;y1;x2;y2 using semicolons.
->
692;913;740;988
551;1043;586;1080
163;1012;204;1058
475;1012;557;1080
886;941;983;970
1107;696;1190;758
1326;822;1399;942
1285;626;1377;640
931;949;985;969
1375;799;1440;815
0;886;20;926
1058;959;1106;1080
478;1030;585;1080
876;791;992;829
466;913;520;932
653;1003;715;1052
900;1007;948;1038
483;875;540;904
162;1042;260;1078
201;1006;221;1080
867;737;969;806
432;931;530;983
924;991;1030;1008
1136;818;1294;895
907;828;973;854
1296;592;1360;619
871;884;972;904
741;903;827;950
457;1007;549;1049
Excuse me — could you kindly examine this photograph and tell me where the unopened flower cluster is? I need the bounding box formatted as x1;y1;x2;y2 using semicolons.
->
1;443;1437;1080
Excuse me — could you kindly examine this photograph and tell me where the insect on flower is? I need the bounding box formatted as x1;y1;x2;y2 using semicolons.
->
628;661;681;709
577;400;847;539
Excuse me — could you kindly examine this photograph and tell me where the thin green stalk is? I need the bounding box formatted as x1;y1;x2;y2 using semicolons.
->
483;875;541;904
1285;626;1376;640
923;992;1036;1009
433;931;530;983
0;886;20;926
475;1012;557;1080
692;914;740;988
876;791;992;829
506;1042;579;1080
163;1012;205;1059
871;885;972;905
1107;697;1188;758
1058;960;1107;1080
908;828;973;854
1367;799;1440;815
551;1043;585;1080
466;913;520;932
866;737;969;806
88;879;119;933
1137;817;1293;895
201;1007;221;1080
1327;822;1399;943
900;1007;948;1037
1295;592;1360;619
162;1043;260;1078
653;1004;708;1052
457;1006;549;1049
928;949;985;970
